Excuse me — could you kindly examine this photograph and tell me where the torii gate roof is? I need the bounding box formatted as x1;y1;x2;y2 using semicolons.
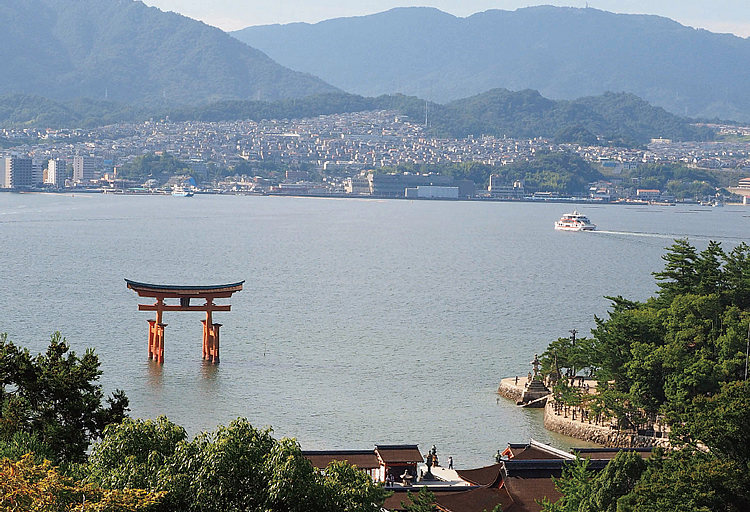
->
125;279;244;298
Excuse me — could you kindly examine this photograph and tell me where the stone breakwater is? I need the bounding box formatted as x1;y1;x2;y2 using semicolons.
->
497;377;671;449
543;401;671;449
497;377;524;402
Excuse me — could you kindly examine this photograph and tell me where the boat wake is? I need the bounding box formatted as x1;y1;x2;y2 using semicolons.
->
594;230;748;243
594;230;676;239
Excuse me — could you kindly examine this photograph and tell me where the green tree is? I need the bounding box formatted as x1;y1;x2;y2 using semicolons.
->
590;297;663;393
618;450;750;512
696;241;726;297
670;380;750;465
587;450;647;512
540;456;594;512
0;333;129;464
653;239;699;303
86;417;187;495
402;485;436;512
722;243;750;309
1;453;163;512
541;335;597;381
542;239;750;512
89;417;391;512
0;431;55;465
322;460;393;512
117;153;191;181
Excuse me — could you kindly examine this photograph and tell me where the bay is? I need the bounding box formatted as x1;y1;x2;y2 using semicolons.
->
0;193;747;468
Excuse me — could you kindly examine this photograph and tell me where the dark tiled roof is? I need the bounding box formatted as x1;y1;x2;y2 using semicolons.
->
383;489;465;511
302;450;379;469
376;445;424;464
435;487;514;512
503;476;561;512
383;491;411;511
456;464;503;487
502;459;608;479
504;444;528;458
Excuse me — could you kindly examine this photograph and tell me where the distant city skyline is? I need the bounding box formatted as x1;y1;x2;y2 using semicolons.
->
143;1;750;37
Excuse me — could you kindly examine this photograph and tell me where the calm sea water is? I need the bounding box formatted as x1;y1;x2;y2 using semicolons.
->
1;193;747;468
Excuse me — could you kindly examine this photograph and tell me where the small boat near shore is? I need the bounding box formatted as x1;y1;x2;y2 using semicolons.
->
554;211;596;231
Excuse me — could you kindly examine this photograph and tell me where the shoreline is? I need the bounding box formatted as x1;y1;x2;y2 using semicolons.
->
4;189;742;207
498;377;671;449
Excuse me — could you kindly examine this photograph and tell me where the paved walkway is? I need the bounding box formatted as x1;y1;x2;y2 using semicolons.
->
500;376;599;396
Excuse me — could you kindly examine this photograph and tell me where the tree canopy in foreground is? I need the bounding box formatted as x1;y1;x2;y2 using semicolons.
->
541;239;750;511
86;416;391;512
0;332;129;465
1;335;391;511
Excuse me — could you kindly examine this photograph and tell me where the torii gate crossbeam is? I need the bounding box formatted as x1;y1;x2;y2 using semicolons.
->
126;279;244;364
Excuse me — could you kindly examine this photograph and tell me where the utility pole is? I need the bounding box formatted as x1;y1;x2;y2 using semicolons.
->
745;322;749;381
569;329;578;345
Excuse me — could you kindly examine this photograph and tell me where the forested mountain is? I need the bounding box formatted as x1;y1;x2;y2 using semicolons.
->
0;89;711;145
434;89;714;144
233;6;750;122
0;0;337;105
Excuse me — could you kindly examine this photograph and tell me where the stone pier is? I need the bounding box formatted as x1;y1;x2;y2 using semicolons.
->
498;376;671;449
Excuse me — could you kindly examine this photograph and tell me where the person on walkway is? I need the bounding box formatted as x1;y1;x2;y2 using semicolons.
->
448;456;453;469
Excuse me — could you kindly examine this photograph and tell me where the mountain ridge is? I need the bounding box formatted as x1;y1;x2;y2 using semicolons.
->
0;0;338;105
232;6;750;122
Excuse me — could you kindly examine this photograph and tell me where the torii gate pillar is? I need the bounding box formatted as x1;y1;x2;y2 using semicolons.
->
127;280;243;364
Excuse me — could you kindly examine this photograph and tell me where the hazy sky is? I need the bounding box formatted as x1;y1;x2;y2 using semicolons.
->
142;1;750;37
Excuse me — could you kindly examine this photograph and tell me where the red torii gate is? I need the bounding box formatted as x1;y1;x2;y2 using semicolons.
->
126;279;244;364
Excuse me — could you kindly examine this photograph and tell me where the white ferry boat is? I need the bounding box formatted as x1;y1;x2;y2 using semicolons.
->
171;187;194;197
554;211;596;231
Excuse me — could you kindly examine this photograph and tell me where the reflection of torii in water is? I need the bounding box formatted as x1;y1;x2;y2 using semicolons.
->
126;279;243;364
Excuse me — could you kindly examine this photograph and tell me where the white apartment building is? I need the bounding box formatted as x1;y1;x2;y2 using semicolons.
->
46;159;66;187
72;156;96;182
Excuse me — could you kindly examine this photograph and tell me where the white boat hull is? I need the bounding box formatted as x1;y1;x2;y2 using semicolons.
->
555;223;596;231
554;210;596;231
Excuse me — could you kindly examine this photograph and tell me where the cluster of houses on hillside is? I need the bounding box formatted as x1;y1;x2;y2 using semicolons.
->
3;110;750;202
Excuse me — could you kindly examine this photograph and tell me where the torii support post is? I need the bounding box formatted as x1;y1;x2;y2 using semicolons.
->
202;319;222;363
126;280;243;364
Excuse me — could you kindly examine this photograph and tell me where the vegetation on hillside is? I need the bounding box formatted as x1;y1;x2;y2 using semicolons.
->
618;163;725;199
375;152;603;194
117;153;192;182
540;239;750;511
0;0;336;105
434;90;714;144
0;90;713;147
